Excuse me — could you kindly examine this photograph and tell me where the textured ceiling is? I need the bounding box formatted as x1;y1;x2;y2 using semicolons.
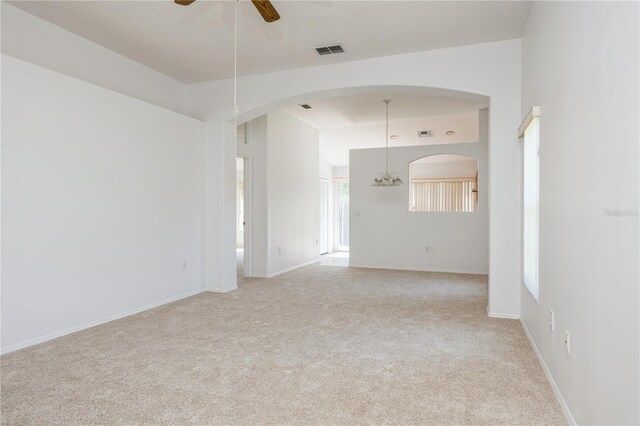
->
283;92;487;129
8;1;531;83
282;92;487;166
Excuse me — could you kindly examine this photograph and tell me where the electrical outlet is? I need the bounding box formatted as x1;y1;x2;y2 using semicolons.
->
565;330;571;354
550;310;555;332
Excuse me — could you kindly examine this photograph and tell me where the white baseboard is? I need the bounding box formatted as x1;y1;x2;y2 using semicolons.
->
348;263;488;275
520;318;577;426
487;311;520;320
206;286;238;293
266;257;322;278
1;288;204;355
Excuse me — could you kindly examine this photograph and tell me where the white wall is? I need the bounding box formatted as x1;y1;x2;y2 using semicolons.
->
1;55;205;353
409;160;478;180
350;109;488;274
520;2;639;424
237;116;269;277
266;110;320;276
333;166;349;180
186;39;522;317
1;3;187;115
238;111;320;277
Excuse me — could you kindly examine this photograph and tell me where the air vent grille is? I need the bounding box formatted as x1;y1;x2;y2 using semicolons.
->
315;44;345;55
417;130;434;138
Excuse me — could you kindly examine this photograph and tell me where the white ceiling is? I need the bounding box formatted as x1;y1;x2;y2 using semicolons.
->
282;92;487;166
8;0;532;83
283;92;487;129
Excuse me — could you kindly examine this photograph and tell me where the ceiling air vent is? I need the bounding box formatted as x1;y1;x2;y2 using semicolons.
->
417;130;434;138
299;104;312;110
315;44;345;55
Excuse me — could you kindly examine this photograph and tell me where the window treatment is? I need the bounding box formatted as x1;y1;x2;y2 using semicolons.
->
412;178;475;212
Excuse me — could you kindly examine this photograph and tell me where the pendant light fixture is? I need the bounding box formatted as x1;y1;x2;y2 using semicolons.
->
372;100;403;187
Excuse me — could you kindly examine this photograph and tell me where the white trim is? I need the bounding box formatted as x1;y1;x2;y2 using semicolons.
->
520;319;577;426
1;288;204;355
208;285;237;293
487;311;520;319
348;263;488;275
252;257;322;278
518;105;541;139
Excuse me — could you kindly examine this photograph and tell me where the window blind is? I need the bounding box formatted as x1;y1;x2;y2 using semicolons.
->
412;178;475;212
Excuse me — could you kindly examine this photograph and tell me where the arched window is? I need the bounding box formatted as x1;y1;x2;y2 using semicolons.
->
408;154;478;212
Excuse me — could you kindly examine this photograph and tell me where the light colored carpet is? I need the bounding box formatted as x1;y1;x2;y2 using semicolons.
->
1;263;565;425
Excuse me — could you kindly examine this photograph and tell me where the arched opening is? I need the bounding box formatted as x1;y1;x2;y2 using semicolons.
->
230;85;489;126
213;84;494;309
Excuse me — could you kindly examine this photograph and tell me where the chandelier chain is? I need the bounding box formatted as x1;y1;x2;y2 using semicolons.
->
372;99;403;187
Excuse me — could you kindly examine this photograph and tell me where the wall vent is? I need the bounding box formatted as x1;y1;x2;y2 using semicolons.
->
315;44;344;55
299;104;312;110
417;130;434;138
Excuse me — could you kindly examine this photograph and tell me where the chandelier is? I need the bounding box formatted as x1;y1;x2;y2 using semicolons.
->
372;100;403;187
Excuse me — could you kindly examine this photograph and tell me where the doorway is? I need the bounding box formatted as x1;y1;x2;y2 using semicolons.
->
236;158;244;276
320;178;329;255
335;180;349;252
236;156;253;278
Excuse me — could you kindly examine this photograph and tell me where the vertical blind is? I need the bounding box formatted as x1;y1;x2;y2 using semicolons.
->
412;178;476;212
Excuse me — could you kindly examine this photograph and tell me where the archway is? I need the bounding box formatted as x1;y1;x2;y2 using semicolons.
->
216;85;492;298
192;40;522;317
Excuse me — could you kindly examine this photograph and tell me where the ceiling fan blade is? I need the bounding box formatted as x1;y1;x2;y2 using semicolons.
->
251;0;280;23
174;0;196;5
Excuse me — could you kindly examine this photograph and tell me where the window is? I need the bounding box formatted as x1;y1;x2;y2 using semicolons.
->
408;154;479;212
523;116;540;300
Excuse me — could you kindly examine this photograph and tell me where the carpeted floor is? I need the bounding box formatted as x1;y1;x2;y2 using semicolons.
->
1;261;565;425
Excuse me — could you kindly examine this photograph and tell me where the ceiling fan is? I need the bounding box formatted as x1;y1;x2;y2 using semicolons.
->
174;0;280;23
